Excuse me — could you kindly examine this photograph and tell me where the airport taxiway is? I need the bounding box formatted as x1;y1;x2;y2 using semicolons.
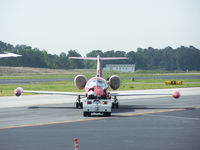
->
0;87;200;150
1;74;200;84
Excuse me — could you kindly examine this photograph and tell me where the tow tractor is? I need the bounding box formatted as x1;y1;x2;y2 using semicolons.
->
82;98;112;117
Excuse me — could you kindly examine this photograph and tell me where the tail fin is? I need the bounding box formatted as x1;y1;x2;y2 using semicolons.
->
69;55;128;77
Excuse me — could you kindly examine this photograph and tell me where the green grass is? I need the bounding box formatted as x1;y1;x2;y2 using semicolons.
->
122;78;200;83
0;81;84;96
0;74;94;80
120;81;200;91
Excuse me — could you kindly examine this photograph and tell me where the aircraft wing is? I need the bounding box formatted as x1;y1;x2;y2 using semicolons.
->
0;53;22;58
14;87;85;97
110;91;180;98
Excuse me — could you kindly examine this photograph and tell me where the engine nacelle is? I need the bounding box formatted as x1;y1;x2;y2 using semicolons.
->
109;75;121;90
14;87;24;96
74;75;87;89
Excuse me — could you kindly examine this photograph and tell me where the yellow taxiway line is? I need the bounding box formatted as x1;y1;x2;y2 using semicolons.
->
0;106;200;130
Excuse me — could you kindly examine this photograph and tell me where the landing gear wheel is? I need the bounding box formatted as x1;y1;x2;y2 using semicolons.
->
112;96;119;109
112;102;119;109
115;102;119;109
75;95;82;109
80;102;83;109
76;102;79;108
112;102;115;109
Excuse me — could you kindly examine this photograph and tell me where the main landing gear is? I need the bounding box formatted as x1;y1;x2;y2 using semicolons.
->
112;96;119;109
76;95;83;109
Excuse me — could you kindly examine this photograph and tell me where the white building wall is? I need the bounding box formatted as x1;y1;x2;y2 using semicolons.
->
103;64;135;72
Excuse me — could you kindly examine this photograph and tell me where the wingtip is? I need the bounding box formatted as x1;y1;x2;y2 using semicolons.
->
172;91;180;99
14;87;24;96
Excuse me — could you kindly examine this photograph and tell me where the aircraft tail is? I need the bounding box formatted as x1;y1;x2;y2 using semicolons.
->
69;56;128;77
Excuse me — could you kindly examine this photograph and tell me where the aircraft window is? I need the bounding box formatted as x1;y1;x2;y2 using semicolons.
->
86;80;96;88
97;80;107;88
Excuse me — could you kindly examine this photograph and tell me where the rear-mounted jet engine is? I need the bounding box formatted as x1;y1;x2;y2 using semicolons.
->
74;75;87;89
109;75;121;90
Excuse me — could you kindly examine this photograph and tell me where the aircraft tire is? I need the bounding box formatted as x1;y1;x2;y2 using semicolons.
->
116;103;119;109
76;102;79;108
80;102;83;109
112;102;115;108
112;102;119;109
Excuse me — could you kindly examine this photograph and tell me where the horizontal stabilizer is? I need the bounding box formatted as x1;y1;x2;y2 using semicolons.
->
69;57;97;60
69;57;128;60
100;57;128;60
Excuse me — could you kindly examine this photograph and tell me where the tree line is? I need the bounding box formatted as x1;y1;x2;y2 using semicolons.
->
0;41;200;71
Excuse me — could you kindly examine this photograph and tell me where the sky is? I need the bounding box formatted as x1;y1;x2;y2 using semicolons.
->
0;0;200;56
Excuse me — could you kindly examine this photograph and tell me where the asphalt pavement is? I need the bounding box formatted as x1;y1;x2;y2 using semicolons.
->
0;88;200;150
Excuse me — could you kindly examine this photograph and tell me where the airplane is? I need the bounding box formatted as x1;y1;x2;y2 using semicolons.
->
0;52;22;58
14;55;180;116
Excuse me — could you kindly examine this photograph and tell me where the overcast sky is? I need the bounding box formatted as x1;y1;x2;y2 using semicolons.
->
0;0;200;56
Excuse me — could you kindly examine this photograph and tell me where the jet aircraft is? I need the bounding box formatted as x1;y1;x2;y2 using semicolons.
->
14;55;180;116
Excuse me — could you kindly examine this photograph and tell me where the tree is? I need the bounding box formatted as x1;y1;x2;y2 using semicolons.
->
86;50;104;57
58;52;70;69
1;40;200;71
67;50;83;69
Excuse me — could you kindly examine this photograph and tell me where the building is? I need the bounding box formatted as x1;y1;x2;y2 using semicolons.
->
103;64;135;72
